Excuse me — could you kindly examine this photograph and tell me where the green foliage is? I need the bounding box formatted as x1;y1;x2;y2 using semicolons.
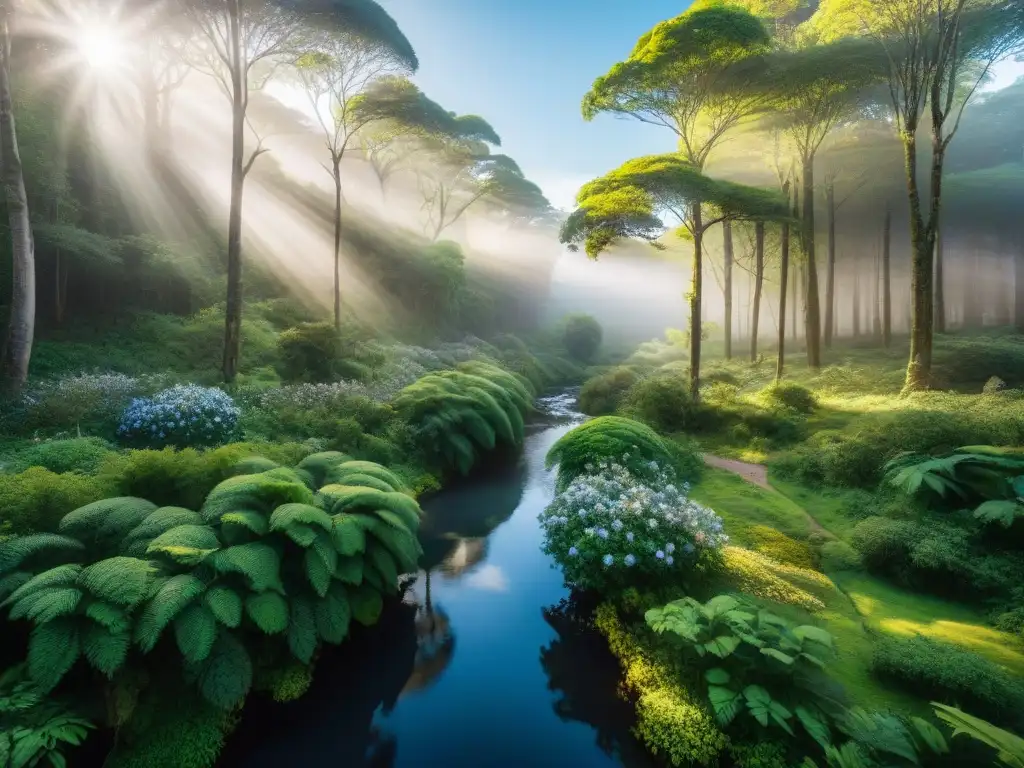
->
720;546;835;612
595;602;727;766
623;373;710;433
578;367;642;416
2;438;115;475
275;322;382;383
871;635;1024;726
0;468;113;535
545;415;695;490
747;525;816;570
934;704;1024;768
561;314;603;362
728;741;789;768
804;707;950;768
819;541;863;573
392;362;532;475
646;594;837;740
758;383;817;414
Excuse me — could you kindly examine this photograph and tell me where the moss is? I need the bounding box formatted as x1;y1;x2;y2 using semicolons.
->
690;468;812;543
719;546;833;612
594;603;726;767
267;662;313;703
746;524;817;569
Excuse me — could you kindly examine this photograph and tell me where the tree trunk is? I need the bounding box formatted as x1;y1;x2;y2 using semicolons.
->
776;183;791;383
824;182;836;349
903;132;939;391
723;220;734;360
872;246;882;340
751;221;764;363
964;251;982;327
332;159;343;330
934;226;946;333
0;8;34;394
689;203;704;401
882;204;892;348
852;269;861;338
222;0;245;384
801;154;822;368
1016;239;1024;332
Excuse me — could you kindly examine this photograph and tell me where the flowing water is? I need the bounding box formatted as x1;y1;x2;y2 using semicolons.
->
221;392;655;768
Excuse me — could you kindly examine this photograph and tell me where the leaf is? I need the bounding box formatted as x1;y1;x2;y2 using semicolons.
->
219;510;268;537
269;503;334;534
305;548;333;597
27;618;80;692
707;685;743;726
349;584;383;626
1011;475;1024;500
2;565;83;607
174;603;218;663
288;595;318;664
793;625;835;650
760;647;795;664
910;716;949;756
335;555;364;586
134;574;206;652
933;704;1024;767
189;632;252;710
314;587;351;644
795;706;831;750
204;586;243;628
704;635;741;658
743;684;793;733
209;542;283;593
0;535;85;576
331;516;366;556
702;594;741;619
85;601;130;634
82;623;130;677
367;545;399;591
974;500;1023;528
78;557;154;608
245;592;289;635
704;667;731;685
16;587;82;624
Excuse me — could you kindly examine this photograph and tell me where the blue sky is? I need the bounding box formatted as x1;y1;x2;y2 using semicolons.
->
377;0;1024;211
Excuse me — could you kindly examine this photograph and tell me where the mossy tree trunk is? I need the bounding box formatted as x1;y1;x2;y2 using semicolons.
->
800;153;822;368
689;201;704;402
723;220;734;360
882;204;892;349
751;220;764;363
934;226;946;334
824;182;836;349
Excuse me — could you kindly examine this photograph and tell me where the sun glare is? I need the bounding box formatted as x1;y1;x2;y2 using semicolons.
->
77;23;125;72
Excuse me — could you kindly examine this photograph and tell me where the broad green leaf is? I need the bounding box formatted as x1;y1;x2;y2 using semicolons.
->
704;635;741;658
704;667;731;685
707;685;743;726
795;706;831;750
761;647;795;664
793;625;834;650
703;595;740;619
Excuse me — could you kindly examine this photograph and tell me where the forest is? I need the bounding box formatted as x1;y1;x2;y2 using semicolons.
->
1;0;1024;767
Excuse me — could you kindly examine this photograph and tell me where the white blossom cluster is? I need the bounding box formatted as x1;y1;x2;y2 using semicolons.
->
539;459;727;593
118;385;240;448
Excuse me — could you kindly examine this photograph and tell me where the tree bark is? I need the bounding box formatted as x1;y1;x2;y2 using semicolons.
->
903;131;939;391
801;154;822;368
689;202;704;401
776;183;791;383
723;220;734;360
222;0;245;384
934;226;946;334
751;221;764;363
852;269;860;338
0;7;34;394
332;159;343;330
1016;239;1024;332
824;182;836;349
882;204;892;348
872;247;882;340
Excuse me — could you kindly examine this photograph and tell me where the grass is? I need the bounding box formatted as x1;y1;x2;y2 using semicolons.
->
691;466;812;543
770;478;865;540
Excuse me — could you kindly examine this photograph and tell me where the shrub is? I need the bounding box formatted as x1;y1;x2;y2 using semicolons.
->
746;525;816;569
578;367;641;416
758;382;817;414
275;321;382;383
727;743;788;768
545;416;691;491
562;313;603;362
819;540;863;572
594;603;726;766
3;437;115;475
984;376;1009;394
871;635;1024;726
623;373;712;434
106;691;230;768
539;461;727;595
646;594;837;742
0;468;113;534
118;385;241;449
849;517;916;574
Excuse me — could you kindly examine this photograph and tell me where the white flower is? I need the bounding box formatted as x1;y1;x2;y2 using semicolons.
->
602;554;614;566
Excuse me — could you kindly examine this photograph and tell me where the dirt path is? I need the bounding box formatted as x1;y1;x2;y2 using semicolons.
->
702;454;770;489
702;453;832;538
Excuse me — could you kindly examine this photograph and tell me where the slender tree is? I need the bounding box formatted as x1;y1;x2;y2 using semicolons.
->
882;202;892;347
776;180;792;382
723;220;735;359
751;220;765;362
934;225;946;333
180;0;417;382
560;154;787;398
0;0;34;394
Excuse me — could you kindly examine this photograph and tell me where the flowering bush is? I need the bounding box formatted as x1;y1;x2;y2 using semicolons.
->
540;460;728;594
117;385;241;448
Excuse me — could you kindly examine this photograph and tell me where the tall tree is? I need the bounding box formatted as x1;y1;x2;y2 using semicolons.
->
293;50;413;329
180;0;417;382
751;220;765;362
722;220;735;358
934;225;946;333
814;0;1024;388
776;180;792;382
882;202;892;347
559;153;787;397
0;0;34;393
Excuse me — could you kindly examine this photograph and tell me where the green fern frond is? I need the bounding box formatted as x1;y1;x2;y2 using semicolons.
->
121;507;203;557
314;585;351;644
348;584;384;627
187;630;252;710
318;487;421;531
330;516;366;556
82;623;130;677
200;473;315;524
0;535;86;576
19;587;83;624
329;460;406;492
311;531;337;574
84;601;130;634
269;503;334;535
58;497;158;549
325;473;394;493
288;595;317;664
334;555;364;586
204;585;243;628
296;452;352;489
0;571;32;602
3;565;83;607
209;542;284;593
231;456;281;476
245;592;289;635
304;548;332;597
446;433;476;475
27;618;80;692
366;546;399;591
134;574;207;653
78;557;154;608
174;603;218;663
359;516;421;572
147;525;221;555
219;510;269;538
261;467;315;487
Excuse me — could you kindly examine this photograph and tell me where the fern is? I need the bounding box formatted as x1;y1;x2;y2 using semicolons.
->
146;526;221;566
296;452;352;489
231;456;281;476
3;565;83;607
121;507;204;557
366;546;399;590
82;622;130;677
27;618;80;692
84;601;130;634
11;587;83;624
0;572;32;602
208;542;284;593
328;460;406;492
199;473;315;524
933;703;1024;768
78;557;154;608
314;584;351;644
304;548;332;597
330;516;366;556
287;595;317;664
186;631;252;710
58;497;158;552
174;603;218;663
334;555;364;585
0;535;85;576
317;486;421;532
245;592;289;635
349;583;383;626
269;503;333;536
219;510;269;539
134;574;207;652
204;586;243;629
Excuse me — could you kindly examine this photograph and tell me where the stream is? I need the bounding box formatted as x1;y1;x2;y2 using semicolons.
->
221;391;656;768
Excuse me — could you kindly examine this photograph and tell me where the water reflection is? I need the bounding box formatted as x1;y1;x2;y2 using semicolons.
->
400;571;456;697
540;595;656;768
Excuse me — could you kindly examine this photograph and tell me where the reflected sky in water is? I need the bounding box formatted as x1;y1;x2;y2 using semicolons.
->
222;394;652;768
